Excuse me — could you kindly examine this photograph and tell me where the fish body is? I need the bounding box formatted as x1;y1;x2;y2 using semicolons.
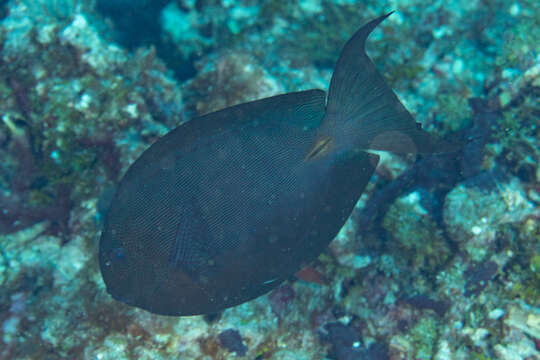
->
99;13;451;316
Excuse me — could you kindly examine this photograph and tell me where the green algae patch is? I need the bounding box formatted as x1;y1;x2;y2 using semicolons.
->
409;316;440;360
384;191;452;274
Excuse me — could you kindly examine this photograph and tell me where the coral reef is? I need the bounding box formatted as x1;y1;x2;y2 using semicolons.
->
0;0;538;359
443;172;537;261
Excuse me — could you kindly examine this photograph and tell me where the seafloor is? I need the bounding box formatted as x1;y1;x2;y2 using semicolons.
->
0;0;538;359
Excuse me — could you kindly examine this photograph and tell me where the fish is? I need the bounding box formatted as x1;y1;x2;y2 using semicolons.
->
99;12;456;316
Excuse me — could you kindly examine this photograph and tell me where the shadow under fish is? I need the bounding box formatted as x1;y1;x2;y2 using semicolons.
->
99;12;459;316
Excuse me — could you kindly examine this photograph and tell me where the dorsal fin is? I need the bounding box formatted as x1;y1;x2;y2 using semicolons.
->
326;12;457;154
121;89;326;181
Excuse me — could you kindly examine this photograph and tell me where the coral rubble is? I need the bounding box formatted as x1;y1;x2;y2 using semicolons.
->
0;0;538;359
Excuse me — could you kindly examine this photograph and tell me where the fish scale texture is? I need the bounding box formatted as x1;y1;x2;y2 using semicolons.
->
98;13;435;316
99;90;376;315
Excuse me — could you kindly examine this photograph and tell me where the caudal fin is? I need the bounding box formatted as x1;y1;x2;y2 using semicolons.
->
326;12;457;154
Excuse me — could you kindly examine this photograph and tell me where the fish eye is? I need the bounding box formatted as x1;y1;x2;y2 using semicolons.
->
112;247;127;261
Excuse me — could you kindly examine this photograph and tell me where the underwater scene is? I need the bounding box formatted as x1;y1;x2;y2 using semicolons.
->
0;0;539;359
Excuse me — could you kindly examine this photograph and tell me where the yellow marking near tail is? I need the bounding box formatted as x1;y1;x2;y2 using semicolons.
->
305;137;333;161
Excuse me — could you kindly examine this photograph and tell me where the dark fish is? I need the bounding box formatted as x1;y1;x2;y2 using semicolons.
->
99;13;454;316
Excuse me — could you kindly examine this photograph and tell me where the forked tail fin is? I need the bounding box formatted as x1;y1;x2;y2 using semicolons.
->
326;12;457;154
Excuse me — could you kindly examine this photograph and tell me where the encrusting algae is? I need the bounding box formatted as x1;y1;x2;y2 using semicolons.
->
0;0;538;359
